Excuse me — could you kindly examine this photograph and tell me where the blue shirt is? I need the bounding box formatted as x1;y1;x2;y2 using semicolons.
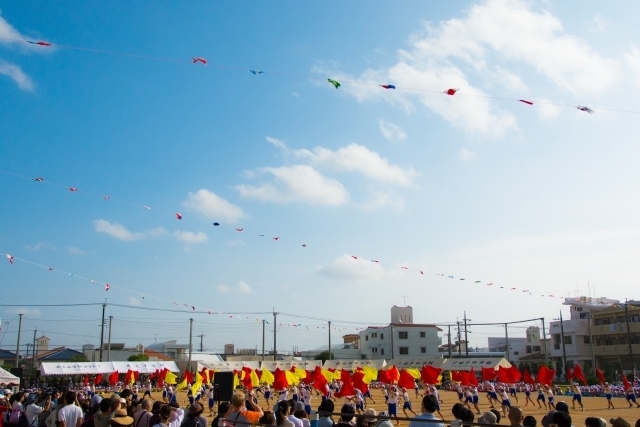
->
408;413;444;427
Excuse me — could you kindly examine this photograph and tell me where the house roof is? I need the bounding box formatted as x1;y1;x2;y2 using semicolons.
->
143;349;173;361
39;348;83;361
0;349;16;359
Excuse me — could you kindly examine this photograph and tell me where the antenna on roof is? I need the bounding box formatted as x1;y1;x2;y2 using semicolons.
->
401;296;409;306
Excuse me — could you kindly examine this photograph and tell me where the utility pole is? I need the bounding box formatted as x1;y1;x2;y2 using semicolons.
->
457;319;462;357
262;320;266;361
15;314;23;367
587;312;596;371
188;318;193;372
505;323;510;362
624;302;635;370
99;301;106;362
328;321;332;361
559;310;568;379
273;311;278;361
447;325;452;358
197;333;204;352
31;328;37;380
541;317;548;366
463;311;470;358
107;316;113;362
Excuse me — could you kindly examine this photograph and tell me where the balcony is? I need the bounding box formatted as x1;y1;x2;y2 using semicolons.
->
594;343;640;356
592;322;640;335
549;319;588;336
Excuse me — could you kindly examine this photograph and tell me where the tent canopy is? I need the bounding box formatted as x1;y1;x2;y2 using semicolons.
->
440;357;511;371
39;361;179;376
0;367;19;385
385;358;446;369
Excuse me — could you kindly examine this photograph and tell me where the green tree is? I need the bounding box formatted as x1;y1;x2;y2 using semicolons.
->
314;351;334;363
127;354;150;361
69;354;89;362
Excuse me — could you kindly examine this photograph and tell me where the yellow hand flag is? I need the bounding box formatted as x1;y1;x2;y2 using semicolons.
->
164;371;178;385
285;370;299;386
362;367;378;384
293;368;307;381
233;373;240;389
250;370;260;388
190;373;203;396
406;369;421;379
261;369;275;385
176;378;188;391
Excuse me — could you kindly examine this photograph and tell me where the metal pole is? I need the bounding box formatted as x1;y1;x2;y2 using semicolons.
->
31;328;37;381
328;321;332;360
200;333;204;352
560;311;567;379
448;325;452;358
188;318;193;372
457;320;462;357
262;320;265;361
464;311;469;358
541;318;548;366
625;303;635;370
273;311;278;361
99;302;106;362
107;316;113;362
15;314;23;367
505;323;510;362
587;312;596;371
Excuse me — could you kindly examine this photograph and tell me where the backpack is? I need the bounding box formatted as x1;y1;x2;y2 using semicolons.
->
9;408;22;425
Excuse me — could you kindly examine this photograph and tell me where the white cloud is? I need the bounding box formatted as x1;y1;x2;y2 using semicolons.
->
128;297;141;306
25;242;55;251
625;45;640;88
492;66;528;93
173;230;208;244
238;280;252;294
216;284;230;294
236;165;349;206
458;147;476;162
266;136;287;150
293;143;418;186
68;246;86;255
317;254;385;281
585;14;607;33
536;98;562;121
360;191;406;211
378;119;407;143
183;189;247;223
93;220;167;241
0;61;34;91
7;307;41;316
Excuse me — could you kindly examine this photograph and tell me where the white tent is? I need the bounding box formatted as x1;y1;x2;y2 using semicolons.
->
39;361;179;376
440;357;511;371
0;367;19;385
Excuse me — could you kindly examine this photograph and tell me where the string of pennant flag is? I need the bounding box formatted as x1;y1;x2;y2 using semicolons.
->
1;36;638;115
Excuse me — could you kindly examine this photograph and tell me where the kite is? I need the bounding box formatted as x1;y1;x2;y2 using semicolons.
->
510;287;517;290
371;260;379;263
302;244;306;247
401;266;408;270
444;88;459;96
192;57;207;65
273;237;279;241
207;310;211;315
6;254;13;264
475;281;481;283
249;70;264;75
90;280;94;283
328;79;340;89
143;206;151;210
69;187;78;192
519;99;534;105
32;177;44;182
105;284;110;291
235;228;243;232
49;267;54;271
213;222;220;226
576;105;595;114
191;306;195;311
103;196;110;200
380;84;396;89
420;271;424;275
351;256;358;259
448;276;454;278
460;278;465;280
27;41;51;46
175;213;182;220
436;273;444;276
486;283;493;286
258;234;264;237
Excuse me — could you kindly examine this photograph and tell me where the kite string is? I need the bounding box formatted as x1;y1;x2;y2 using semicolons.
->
0;36;638;114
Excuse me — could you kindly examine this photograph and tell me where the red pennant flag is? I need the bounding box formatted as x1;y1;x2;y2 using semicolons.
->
351;371;369;394
537;366;556;386
566;367;573;382
451;370;464;383
497;366;513;383
509;365;522;382
481;367;497;381
421;365;442;384
93;374;103;385
185;370;194;384
398;369;416;389
623;374;631;390
596;368;605;384
273;368;288;390
467;368;478;386
572;364;586;385
335;370;356;397
83;376;89;386
522;370;535;385
311;367;328;396
378;369;392;384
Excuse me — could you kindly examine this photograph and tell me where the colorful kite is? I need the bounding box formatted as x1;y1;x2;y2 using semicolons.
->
32;177;44;182
519;100;534;105
105;284;110;291
213;222;220;226
372;260;379;263
351;256;358;259
249;70;264;75
420;271;424;274
27;41;51;46
235;228;243;232
445;88;459;96
69;187;78;192
328;79;340;89
401;266;408;270
487;283;493;286
192;58;207;66
380;85;396;89
103;196;110;200
6;254;13;264
175;213;182;220
302;244;307;247
273;237;279;241
576;105;595;114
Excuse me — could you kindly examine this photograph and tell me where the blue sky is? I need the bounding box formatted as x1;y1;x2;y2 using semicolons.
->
1;0;640;354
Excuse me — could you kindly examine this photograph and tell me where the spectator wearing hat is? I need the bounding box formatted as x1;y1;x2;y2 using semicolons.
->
180;403;207;427
408;395;444;427
108;409;134;427
148;401;163;427
478;412;498;425
293;402;310;427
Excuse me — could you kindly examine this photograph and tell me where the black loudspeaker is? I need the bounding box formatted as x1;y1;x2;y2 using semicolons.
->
213;371;234;402
10;368;23;387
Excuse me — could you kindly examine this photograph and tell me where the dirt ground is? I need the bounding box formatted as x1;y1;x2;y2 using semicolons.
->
148;388;640;426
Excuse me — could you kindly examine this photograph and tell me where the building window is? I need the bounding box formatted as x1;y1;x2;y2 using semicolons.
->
420;332;426;338
399;347;409;355
583;336;590;344
399;332;408;339
380;334;384;340
421;347;426;353
381;348;384;355
533;346;541;352
579;313;587;319
564;335;573;345
526;345;532;354
365;336;368;341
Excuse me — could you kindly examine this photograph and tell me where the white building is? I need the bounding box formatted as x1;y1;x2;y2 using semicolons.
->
549;296;619;373
488;337;526;361
359;306;442;359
